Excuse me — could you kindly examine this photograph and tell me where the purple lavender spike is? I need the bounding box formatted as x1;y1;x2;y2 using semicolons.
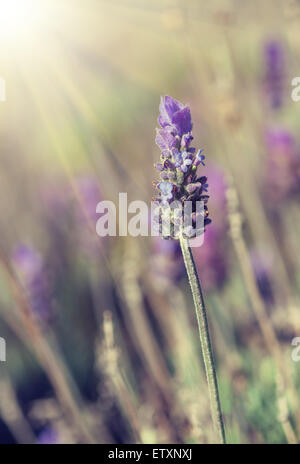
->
12;244;52;323
264;128;300;204
263;40;285;110
154;95;210;239
192;164;229;292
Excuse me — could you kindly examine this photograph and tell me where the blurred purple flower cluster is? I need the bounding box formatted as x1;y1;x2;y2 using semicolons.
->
150;237;185;286
264;128;300;204
42;174;104;260
75;175;103;227
12;244;53;323
74;175;104;256
250;250;274;306
36;426;59;445
192;165;229;292
263;40;285;110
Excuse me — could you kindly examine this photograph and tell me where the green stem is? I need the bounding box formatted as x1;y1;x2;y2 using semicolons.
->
179;236;226;444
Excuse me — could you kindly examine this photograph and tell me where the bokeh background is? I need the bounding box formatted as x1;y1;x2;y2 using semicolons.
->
1;0;300;444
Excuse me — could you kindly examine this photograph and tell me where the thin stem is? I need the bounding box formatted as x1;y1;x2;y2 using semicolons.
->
179;236;226;444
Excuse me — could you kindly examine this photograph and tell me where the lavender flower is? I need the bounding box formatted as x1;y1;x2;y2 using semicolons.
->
155;101;226;442
154;96;211;239
74;174;104;256
12;244;52;323
150;237;185;286
263;40;285;110
36;426;59;444
41;182;73;272
204;164;227;219
193;227;228;293
250;250;274;306
264;128;300;204
41;181;70;222
76;175;102;225
192;164;229;292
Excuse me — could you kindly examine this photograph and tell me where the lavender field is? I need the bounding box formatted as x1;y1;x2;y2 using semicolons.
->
1;0;300;445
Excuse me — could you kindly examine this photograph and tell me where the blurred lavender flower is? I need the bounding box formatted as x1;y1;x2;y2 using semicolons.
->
193;227;228;292
42;181;70;222
192;164;229;292
41;181;73;272
204;164;227;225
150;237;185;286
264;128;300;204
263;40;285;110
74;174;103;256
76;175;103;226
36;426;59;444
42;175;103;258
250;250;274;306
12;244;52;323
154;96;211;239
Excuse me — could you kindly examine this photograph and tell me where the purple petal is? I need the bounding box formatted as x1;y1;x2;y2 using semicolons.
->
171;106;193;135
155;128;176;150
164;95;183;115
158;95;184;128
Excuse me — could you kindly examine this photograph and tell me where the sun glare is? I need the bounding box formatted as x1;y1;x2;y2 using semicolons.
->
0;0;48;44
